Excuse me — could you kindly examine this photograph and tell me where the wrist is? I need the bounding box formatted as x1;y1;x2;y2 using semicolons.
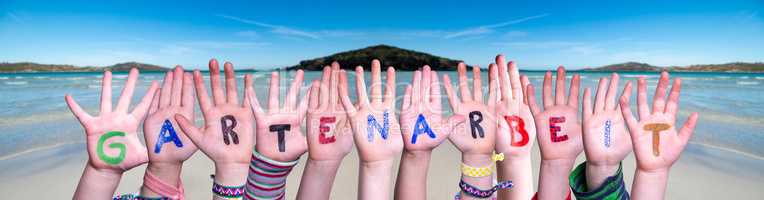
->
461;153;493;167
585;162;619;177
403;149;432;160
541;158;576;171
85;162;123;180
213;162;249;186
145;162;182;186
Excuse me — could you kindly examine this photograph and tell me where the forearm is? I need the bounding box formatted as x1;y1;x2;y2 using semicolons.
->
585;162;619;189
537;159;575;200
359;159;395;200
73;162;123;200
214;163;249;200
631;169;669;200
496;155;534;200
394;150;432;200
139;162;183;198
460;154;493;200
296;158;343;200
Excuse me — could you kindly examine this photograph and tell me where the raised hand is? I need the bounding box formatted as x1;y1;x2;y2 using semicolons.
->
443;63;498;156
304;62;353;161
339;59;403;162
527;66;581;200
66;68;158;172
246;69;309;162
68;68;158;199
174;59;254;186
400;65;463;151
144;66;198;166
620;71;698;200
581;73;631;188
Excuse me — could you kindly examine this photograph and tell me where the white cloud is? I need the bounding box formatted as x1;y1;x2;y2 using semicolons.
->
219;14;366;40
444;14;548;39
236;30;259;39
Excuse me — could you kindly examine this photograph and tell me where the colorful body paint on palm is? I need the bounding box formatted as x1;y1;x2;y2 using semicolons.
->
468;111;485;139
221;115;239;145
366;110;390;142
643;123;671;156
97;131;127;165
504;115;529;147
269;124;290;152
319;117;337;144
604;120;612;148
549;117;568;142
154;119;183;153
411;114;436;144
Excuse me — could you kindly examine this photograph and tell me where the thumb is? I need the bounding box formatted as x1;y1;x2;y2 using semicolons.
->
678;112;699;148
442;114;467;138
174;114;204;147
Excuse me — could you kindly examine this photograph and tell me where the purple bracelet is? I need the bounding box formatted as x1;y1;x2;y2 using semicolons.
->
458;180;513;199
212;181;245;199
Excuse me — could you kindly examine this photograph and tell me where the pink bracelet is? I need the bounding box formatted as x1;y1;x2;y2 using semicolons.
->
143;171;185;200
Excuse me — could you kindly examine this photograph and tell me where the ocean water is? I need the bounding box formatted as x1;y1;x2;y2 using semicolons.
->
0;70;762;161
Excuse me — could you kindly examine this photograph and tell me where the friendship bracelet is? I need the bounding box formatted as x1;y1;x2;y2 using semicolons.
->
460;162;493;177
212;181;246;200
143;171;184;200
458;180;513;199
113;193;169;200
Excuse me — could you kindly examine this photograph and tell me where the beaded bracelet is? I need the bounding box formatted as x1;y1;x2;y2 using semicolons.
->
458;180;513;199
211;180;246;200
460;152;505;177
113;193;169;200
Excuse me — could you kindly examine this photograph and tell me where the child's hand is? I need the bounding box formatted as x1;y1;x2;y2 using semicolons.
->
339;60;403;162
65;68;159;173
619;71;698;172
400;66;464;152
527;67;583;161
144;66;198;165
174;59;254;185
246;70;309;162
443;63;497;156
493;55;536;158
305;63;353;161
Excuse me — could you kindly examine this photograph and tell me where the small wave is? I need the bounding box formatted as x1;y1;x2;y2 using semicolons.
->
88;84;102;88
14;76;25;79
0;77;8;80
622;75;659;78
4;81;28;85
67;77;86;81
0;142;82;161
716;76;731;79
755;77;764;80
113;75;129;79
737;81;759;85
33;76;49;79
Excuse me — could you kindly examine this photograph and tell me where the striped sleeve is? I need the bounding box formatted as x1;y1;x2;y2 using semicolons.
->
569;162;630;200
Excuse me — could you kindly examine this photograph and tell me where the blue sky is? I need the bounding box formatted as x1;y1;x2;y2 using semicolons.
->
1;0;762;70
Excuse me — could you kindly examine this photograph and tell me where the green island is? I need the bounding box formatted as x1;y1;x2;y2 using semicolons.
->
2;45;762;73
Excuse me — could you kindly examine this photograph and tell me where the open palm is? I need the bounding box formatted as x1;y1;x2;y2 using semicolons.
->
527;67;583;160
443;63;497;155
305;63;353;161
494;55;536;157
65;68;158;172
582;73;631;166
144;66;198;164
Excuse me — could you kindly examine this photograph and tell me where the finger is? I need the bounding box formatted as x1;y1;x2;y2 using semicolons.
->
320;66;331;106
171;66;184;106
555;66;567;105
384;67;396;107
339;70;357;114
472;65;483;103
594;77;608;112
527;84;541;115
309;80;320;110
285;70;305;111
100;70;112;114
567;74;580;108
422;65;432;105
370;59;383;104
509;61;523;100
582;88;592;122
430;71;442;106
65;94;93;123
209;59;226;105
412;70;422;108
330;62;340;107
487;64;498;108
619;81;638;131
637;76;650;120
520;75;530;105
496;55;511;100
181;72;194;108
159;71;173;108
174;114;203;146
402;84;412;110
652;71;670;114
115;68;139;113
604;73;620;111
193;70;213;113
148;89;160;115
355;66;369;105
664;78;682;114
457;63;473;102
443;74;460;111
441;114;467;137
678;112;699;147
297;86;310;120
542;71;553;108
268;72;280;113
244;74;264;117
224;62;239;104
130;81;160;119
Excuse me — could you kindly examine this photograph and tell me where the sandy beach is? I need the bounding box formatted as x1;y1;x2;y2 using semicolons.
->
1;139;762;199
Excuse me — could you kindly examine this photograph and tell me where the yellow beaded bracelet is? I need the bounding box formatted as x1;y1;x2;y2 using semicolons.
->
460;152;505;177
